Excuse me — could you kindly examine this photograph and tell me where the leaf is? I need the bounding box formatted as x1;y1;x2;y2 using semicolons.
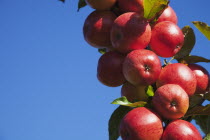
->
108;106;132;140
204;133;210;140
192;21;210;40
174;26;196;61
143;0;169;20
180;55;210;64
189;94;204;109
194;115;210;135
205;92;210;101
111;96;147;107
184;104;210;117
98;48;107;54
145;85;154;97
77;0;87;12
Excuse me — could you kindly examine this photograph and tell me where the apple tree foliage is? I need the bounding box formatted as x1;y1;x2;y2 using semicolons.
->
60;0;210;139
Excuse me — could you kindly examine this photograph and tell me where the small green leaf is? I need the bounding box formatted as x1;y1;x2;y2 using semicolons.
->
180;55;210;64
111;96;147;107
174;26;196;61
204;133;210;140
194;115;210;135
143;0;169;20
78;0;87;12
145;85;154;97
192;21;210;40
189;94;204;109
185;104;210;117
108;106;132;140
98;48;107;54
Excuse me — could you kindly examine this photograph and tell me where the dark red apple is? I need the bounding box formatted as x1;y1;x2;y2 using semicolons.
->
188;64;210;94
85;0;116;11
157;63;197;96
123;49;161;86
120;107;163;140
152;84;189;120
161;120;202;140
121;82;148;102
83;10;116;49
111;12;151;53
97;51;126;87
156;6;178;24
149;21;184;58
118;0;144;14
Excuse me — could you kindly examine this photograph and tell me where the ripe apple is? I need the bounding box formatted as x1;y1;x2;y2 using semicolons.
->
85;0;116;11
149;21;184;57
121;82;148;102
118;0;144;14
83;10;116;49
157;63;197;96
156;6;178;24
111;12;151;53
120;107;163;140
123;49;161;86
152;84;189;120
97;51;126;87
161;120;202;140
188;64;210;94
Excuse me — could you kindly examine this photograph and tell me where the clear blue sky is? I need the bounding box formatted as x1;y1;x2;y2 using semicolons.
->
0;0;210;140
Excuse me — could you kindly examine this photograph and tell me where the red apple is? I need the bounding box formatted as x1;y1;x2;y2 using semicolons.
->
118;0;144;15
111;12;151;53
157;63;197;96
121;82;148;102
83;10;116;49
149;21;184;57
120;107;163;140
188;64;210;94
85;0;116;11
97;51;126;87
123;49;161;86
152;84;189;120
156;6;178;24
161;120;202;140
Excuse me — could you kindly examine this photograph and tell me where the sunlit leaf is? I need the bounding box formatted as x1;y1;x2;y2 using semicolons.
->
108;106;132;140
203;133;210;140
192;21;210;40
98;48;107;54
174;26;196;61
111;96;147;107
145;85;154;97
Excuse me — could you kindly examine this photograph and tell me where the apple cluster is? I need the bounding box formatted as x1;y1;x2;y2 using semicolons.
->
83;0;210;140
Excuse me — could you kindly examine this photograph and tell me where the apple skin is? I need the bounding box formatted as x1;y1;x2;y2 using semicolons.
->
83;10;116;49
111;12;151;53
152;84;189;120
157;63;197;96
156;6;178;24
120;107;163;140
161;120;202;140
149;21;184;58
97;51;126;87
85;0;116;11
118;0;144;14
188;64;210;94
123;49;161;86
121;82;148;102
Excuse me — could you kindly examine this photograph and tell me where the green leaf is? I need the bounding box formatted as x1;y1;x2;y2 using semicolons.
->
174;26;196;61
189;94;204;109
185;104;210;117
108;106;132;140
98;48;107;54
204;133;210;140
143;0;169;20
78;0;87;12
194;115;210;135
111;96;147;107
145;85;154;97
204;92;210;101
192;21;210;40
180;55;210;64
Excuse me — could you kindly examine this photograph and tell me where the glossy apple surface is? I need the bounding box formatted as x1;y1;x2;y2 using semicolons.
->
118;0;144;14
85;0;116;10
120;107;163;140
156;6;178;24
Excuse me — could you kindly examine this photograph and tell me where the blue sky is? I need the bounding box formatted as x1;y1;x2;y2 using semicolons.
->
0;0;210;140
